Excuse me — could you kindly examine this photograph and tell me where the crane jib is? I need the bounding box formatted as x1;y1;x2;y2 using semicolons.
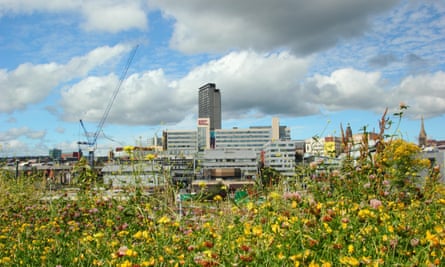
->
78;44;139;167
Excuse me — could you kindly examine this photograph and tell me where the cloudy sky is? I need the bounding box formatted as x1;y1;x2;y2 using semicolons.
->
0;0;444;157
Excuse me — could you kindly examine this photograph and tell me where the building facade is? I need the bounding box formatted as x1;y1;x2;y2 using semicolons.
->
214;120;290;152
198;83;221;131
163;130;197;156
262;140;303;177
200;148;259;179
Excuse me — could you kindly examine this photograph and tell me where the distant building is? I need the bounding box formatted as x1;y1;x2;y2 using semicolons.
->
324;136;343;158
164;117;291;155
421;149;445;183
305;137;325;156
198;83;221;131
214;118;290;152
201;148;258;179
102;163;164;188
419;116;428;147
262;140;304;177
163;130;197;156
197;118;211;151
49;148;62;161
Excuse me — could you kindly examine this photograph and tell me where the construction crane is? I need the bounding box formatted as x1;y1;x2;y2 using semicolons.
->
78;45;139;168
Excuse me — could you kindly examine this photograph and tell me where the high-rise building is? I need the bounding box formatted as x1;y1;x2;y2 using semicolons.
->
198;83;221;131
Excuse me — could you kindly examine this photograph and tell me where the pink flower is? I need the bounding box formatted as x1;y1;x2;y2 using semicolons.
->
89;208;99;214
369;199;382;209
117;246;128;257
283;192;302;202
390;238;398;249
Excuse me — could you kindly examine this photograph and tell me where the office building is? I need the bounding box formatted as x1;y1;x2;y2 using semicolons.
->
214;118;290;152
201;148;259;179
163;130;197;156
198;83;221;131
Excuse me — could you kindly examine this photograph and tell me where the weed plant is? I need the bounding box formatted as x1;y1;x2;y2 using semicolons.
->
0;107;444;266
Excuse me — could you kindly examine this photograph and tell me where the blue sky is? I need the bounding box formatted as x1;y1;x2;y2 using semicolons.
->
0;0;444;157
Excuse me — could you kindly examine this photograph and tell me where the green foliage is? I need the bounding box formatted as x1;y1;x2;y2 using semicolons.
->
259;167;283;188
73;157;98;191
0;106;443;266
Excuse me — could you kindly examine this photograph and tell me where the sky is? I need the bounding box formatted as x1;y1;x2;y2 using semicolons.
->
0;0;444;157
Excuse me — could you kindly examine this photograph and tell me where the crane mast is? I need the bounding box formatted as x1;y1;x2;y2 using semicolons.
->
79;45;139;168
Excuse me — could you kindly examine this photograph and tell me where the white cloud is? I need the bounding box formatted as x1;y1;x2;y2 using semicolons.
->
0;127;46;141
391;71;445;119
60;50;313;125
60;49;445;128
0;0;148;33
151;0;398;54
81;1;148;33
0;44;130;112
60;69;183;125
303;68;386;111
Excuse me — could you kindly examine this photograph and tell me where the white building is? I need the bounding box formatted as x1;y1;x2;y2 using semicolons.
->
422;148;445;183
262;140;302;177
201;148;259;179
163;130;197;156
214;119;290;152
305;137;325;157
102;162;164;188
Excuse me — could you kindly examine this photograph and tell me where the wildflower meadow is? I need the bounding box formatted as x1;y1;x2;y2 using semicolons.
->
0;108;444;266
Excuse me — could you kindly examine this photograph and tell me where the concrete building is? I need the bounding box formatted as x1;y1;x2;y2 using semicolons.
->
262;140;302;177
102;162;164;188
214;120;290;152
305;137;325;157
163;130;197;156
200;148;258;179
197;118;210;151
164;118;291;155
49;148;62;161
198;83;221;131
422;149;445;183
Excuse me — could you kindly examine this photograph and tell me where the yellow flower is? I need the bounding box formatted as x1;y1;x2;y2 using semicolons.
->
348;244;354;254
158;215;171;224
308;261;319;267
321;261;332;267
93;232;104;239
93;259;103;266
117;260;133;267
252;225;263;236
1;257;11;263
425;230;439;246
271;223;280;233
213;194;223;201
106;219;114;227
269;191;281;200
145;154;156;161
141;257;156;266
126;248;137;257
339;256;360;266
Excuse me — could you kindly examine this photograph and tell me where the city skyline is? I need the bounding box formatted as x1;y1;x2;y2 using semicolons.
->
0;1;444;157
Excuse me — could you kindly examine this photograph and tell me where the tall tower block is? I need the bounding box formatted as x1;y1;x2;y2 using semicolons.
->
198;83;221;131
